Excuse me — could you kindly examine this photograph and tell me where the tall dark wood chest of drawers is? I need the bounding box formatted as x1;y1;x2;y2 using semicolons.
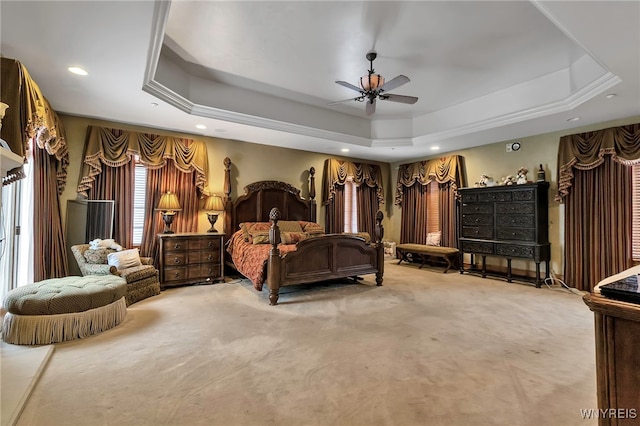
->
157;233;224;288
458;182;550;286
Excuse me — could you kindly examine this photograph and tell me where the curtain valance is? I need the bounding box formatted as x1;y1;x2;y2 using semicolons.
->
556;122;640;202
395;155;463;205
77;126;210;197
322;158;384;205
0;57;69;191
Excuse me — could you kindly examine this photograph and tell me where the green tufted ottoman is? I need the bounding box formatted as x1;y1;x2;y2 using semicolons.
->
2;275;128;345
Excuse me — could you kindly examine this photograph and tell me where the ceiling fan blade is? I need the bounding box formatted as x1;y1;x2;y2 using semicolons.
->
380;93;418;104
335;80;362;93
366;98;376;115
327;97;362;106
379;75;410;93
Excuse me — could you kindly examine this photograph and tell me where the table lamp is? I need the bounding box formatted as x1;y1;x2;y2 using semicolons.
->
156;191;181;234
202;194;224;233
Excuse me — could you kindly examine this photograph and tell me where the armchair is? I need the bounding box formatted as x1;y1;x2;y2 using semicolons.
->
71;244;161;305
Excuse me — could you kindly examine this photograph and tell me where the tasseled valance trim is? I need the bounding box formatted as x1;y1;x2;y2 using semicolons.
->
77;126;210;197
321;158;384;205
555;123;640;202
394;155;464;205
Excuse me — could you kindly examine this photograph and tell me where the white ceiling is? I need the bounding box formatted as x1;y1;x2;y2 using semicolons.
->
1;1;639;163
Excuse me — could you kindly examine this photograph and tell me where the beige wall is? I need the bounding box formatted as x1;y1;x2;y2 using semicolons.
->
60;113;639;277
389;114;640;278
58;114;391;235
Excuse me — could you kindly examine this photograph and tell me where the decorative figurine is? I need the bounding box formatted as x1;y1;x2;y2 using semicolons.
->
537;164;546;182
516;167;528;185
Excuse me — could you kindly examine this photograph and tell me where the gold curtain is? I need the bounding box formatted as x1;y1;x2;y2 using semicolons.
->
77;125;210;198
321;158;384;206
556;122;640;202
394;155;464;205
0;57;69;190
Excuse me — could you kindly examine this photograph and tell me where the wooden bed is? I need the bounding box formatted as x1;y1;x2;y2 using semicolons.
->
222;158;385;305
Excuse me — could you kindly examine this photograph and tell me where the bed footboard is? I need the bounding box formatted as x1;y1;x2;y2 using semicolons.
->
267;208;384;305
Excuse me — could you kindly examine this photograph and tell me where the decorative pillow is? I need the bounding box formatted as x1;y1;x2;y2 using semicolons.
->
251;232;271;245
426;231;442;246
240;222;271;242
83;248;116;264
300;221;324;235
281;232;307;245
278;220;304;233
107;248;142;271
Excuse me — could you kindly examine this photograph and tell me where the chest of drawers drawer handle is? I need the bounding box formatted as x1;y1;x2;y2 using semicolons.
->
207;255;214;261
173;243;182;249
207;242;215;248
173;257;181;264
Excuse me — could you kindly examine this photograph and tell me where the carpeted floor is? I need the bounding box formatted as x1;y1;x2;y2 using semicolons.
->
14;261;597;426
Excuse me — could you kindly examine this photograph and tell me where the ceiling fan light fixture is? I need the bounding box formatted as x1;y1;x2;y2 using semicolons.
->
360;73;384;91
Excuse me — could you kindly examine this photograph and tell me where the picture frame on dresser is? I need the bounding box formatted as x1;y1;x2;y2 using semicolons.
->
157;232;224;288
458;182;550;287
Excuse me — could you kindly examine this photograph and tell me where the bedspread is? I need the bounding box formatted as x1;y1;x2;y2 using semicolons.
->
226;231;297;290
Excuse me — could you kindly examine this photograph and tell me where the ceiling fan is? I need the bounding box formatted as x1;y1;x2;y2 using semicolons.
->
329;50;418;115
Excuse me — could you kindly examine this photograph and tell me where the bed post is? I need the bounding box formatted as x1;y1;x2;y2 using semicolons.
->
309;166;316;223
268;207;282;305
223;157;232;238
374;210;384;286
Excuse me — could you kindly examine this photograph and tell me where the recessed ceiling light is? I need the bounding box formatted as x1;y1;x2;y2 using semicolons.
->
150;102;158;107
431;146;440;151
605;93;617;99
341;148;350;152
567;117;581;122
195;124;206;130
214;128;227;133
68;66;87;76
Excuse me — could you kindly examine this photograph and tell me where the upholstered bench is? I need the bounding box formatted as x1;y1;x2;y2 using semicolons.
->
2;275;127;345
396;244;460;273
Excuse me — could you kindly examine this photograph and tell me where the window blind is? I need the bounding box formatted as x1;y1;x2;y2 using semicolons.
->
427;181;440;233
132;158;147;246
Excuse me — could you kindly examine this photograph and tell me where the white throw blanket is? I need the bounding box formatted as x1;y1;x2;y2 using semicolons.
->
89;238;123;251
593;265;640;294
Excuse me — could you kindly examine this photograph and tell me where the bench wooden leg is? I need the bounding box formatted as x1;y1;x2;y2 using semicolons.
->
443;255;454;273
396;249;411;266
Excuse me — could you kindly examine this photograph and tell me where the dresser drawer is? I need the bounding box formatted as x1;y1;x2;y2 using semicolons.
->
496;228;535;241
462;226;494;239
461;203;494;214
478;191;511;202
188;265;221;280
188;250;220;264
495;244;535;259
163;238;188;252
495;202;534;214
496;214;535;228
462;214;493;226
460;240;494;254
190;237;221;250
164;252;187;266
513;189;535;202
164;266;188;282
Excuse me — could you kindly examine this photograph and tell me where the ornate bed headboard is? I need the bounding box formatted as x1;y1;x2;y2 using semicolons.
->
222;158;317;240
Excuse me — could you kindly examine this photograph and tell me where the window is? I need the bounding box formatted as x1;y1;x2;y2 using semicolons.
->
344;178;358;233
427;180;441;234
632;164;640;262
132;157;147;246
